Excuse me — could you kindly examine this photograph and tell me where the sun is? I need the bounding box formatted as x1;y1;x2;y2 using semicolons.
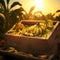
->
35;0;43;8
33;0;44;12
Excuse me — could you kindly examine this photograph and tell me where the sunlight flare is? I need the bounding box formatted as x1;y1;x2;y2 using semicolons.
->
33;0;45;12
34;0;43;8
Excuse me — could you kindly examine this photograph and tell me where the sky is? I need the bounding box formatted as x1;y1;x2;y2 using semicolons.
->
9;0;60;15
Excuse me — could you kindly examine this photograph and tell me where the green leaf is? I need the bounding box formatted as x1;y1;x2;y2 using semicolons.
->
10;2;22;9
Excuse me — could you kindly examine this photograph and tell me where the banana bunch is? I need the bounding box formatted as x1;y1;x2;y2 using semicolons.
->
7;47;18;53
21;24;37;36
28;24;37;32
32;25;39;36
39;22;46;31
7;20;54;38
46;20;54;29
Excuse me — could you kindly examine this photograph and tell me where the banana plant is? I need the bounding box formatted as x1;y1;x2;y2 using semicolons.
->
0;0;22;32
20;5;46;20
55;10;60;21
20;6;36;20
33;11;45;20
53;9;60;17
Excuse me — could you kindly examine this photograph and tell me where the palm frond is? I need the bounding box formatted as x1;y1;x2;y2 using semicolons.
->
20;7;27;15
29;6;35;14
0;0;6;10
10;7;23;14
19;7;25;11
56;10;60;12
6;0;10;4
34;11;43;15
10;1;22;9
0;9;4;13
0;13;5;19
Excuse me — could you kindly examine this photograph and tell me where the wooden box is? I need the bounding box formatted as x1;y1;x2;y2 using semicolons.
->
5;20;60;56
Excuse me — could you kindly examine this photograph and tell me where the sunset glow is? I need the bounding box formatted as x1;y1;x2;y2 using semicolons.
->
33;0;45;12
10;0;60;15
34;0;44;9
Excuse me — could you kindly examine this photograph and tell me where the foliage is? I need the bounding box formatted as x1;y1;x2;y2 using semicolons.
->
55;15;60;21
46;13;55;20
56;10;60;12
21;6;36;20
54;9;60;21
0;13;5;38
0;0;22;34
33;11;46;20
21;5;46;20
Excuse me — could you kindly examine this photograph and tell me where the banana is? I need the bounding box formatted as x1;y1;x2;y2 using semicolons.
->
28;24;37;31
39;27;42;33
22;27;28;34
39;23;46;30
33;26;39;36
46;20;53;28
7;47;18;53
